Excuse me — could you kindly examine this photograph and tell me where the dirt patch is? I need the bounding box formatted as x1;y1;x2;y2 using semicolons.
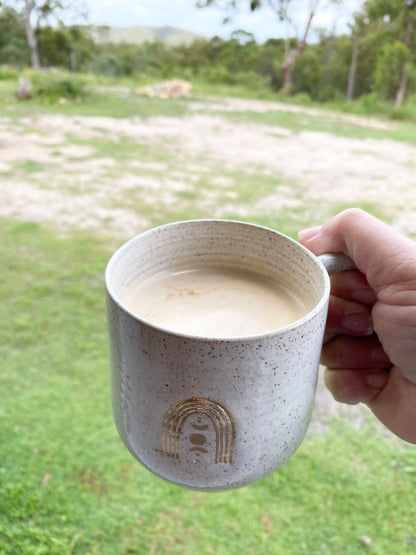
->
2;100;415;238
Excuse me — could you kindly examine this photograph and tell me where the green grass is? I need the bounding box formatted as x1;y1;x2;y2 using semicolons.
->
1;219;416;554
13;159;50;174
1;74;415;552
0;77;191;120
221;109;416;145
2;72;416;143
48;91;191;119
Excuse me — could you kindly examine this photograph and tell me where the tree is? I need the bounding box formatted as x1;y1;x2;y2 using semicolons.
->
374;40;408;100
320;0;346;89
393;0;416;107
366;0;416;106
275;0;320;93
0;9;28;66
291;46;322;97
0;1;42;68
197;0;320;93
0;0;86;69
346;12;367;100
37;24;94;71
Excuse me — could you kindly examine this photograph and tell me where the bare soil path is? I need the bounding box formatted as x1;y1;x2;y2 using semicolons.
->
1;95;416;240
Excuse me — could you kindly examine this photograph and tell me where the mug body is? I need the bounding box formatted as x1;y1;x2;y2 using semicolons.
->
105;220;330;491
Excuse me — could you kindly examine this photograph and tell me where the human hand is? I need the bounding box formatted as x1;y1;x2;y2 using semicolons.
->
299;208;416;443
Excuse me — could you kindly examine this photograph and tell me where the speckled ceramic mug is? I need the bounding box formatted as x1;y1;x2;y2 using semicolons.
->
105;220;354;491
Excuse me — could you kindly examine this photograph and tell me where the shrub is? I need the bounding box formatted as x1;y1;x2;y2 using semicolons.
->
354;92;386;115
0;64;19;80
291;92;312;104
85;53;125;77
233;70;270;91
198;64;236;85
25;70;90;101
389;106;416;121
198;65;269;92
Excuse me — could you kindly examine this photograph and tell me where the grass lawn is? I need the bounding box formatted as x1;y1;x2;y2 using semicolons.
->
1;74;416;553
1;219;416;554
222;108;416;145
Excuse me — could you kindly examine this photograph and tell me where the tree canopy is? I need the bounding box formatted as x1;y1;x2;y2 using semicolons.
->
0;0;85;68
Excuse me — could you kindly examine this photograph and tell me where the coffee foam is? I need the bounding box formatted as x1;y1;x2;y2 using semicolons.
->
120;265;313;338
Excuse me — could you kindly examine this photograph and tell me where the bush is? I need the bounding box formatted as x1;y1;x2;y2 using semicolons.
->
198;64;236;85
354;92;386;115
85;53;125;77
198;65;270;92
25;70;90;101
233;70;270;91
389;106;416;121
0;64;19;80
291;92;312;104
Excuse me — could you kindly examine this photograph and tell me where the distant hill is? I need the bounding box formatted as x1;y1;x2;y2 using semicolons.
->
86;25;206;47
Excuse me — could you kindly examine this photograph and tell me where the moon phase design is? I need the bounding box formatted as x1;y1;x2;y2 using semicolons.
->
162;398;234;464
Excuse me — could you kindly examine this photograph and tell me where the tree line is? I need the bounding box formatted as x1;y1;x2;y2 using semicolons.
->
0;0;415;107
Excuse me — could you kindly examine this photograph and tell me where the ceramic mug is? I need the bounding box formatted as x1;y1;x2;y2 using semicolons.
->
105;220;354;491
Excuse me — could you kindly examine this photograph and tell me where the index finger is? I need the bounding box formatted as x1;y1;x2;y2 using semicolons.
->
298;208;416;296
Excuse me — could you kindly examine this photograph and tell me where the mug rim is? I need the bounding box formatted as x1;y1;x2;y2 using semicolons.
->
105;219;331;343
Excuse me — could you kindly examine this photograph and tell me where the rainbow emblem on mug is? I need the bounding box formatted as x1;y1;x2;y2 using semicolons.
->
162;398;234;464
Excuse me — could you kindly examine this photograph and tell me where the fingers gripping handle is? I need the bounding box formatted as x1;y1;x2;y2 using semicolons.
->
318;253;356;344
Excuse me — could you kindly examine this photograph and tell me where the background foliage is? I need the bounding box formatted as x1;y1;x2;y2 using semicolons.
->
1;0;416;105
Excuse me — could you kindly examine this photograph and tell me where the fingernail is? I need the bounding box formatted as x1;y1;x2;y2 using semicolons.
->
342;313;373;336
365;371;389;388
298;226;322;242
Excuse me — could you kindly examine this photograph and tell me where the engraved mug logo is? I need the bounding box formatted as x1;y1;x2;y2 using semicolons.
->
162;398;234;464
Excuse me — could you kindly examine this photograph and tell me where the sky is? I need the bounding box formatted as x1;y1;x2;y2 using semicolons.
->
80;0;365;44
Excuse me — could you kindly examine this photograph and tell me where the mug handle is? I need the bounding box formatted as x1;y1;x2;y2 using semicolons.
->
318;253;357;344
318;253;356;276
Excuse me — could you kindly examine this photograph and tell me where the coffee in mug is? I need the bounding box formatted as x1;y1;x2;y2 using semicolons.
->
119;264;314;338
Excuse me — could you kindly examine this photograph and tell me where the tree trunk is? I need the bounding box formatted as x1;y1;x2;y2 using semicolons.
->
394;67;407;108
281;62;291;93
346;39;359;101
280;7;316;94
322;0;345;88
24;13;40;69
394;18;413;108
5;0;41;69
322;34;334;87
70;49;77;72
